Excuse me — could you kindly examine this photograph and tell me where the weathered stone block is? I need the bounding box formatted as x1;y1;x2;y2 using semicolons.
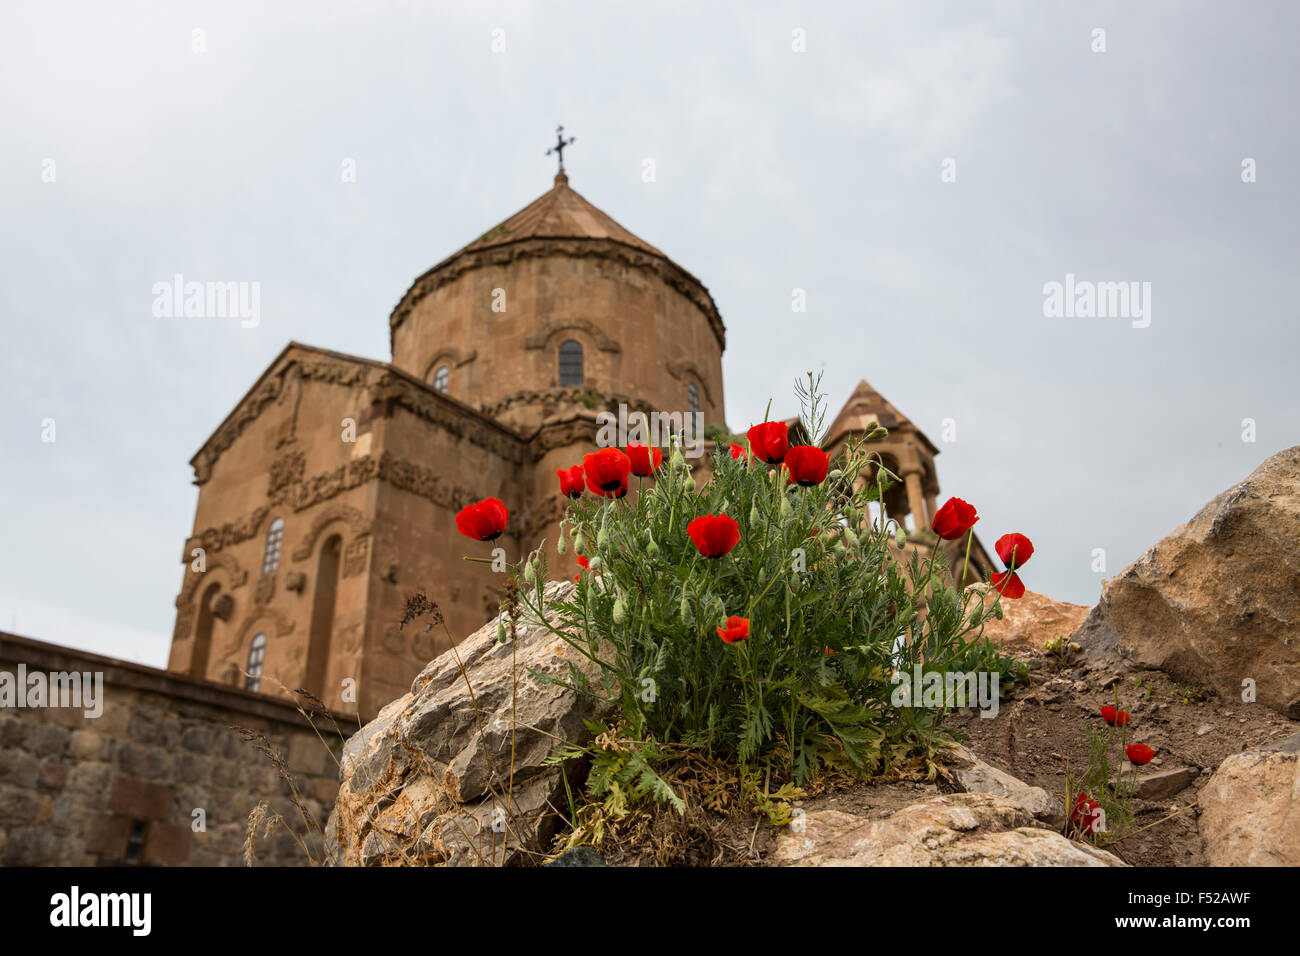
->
142;820;192;865
110;777;174;821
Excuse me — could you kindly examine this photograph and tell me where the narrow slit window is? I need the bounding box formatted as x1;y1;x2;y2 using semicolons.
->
262;517;284;574
245;632;267;691
124;820;147;865
687;382;700;416
433;365;450;392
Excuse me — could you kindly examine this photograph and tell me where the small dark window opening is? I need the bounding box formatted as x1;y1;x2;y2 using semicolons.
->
558;340;584;386
687;382;701;416
433;365;450;392
124;820;147;864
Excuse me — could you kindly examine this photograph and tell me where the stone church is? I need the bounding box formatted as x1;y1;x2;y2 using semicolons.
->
165;164;995;725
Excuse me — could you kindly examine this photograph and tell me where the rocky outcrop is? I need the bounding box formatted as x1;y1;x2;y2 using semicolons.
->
774;792;1124;866
974;588;1092;653
946;745;1065;827
1198;745;1300;866
326;580;613;866
1074;447;1300;718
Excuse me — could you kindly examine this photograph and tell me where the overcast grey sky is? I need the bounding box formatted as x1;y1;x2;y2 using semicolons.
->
2;1;1296;667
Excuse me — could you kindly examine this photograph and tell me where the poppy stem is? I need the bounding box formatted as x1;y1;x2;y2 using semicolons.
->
960;529;974;588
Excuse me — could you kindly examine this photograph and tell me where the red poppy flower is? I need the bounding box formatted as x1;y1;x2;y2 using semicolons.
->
1071;793;1102;832
747;421;789;465
717;616;750;643
584;448;632;496
995;533;1034;570
1100;705;1131;726
784;445;830;487
557;465;585;499
455;497;508;542
930;497;979;540
625;442;663;477
573;554;590;582
1126;743;1155;766
989;570;1025;599
687;514;740;558
729;443;750;461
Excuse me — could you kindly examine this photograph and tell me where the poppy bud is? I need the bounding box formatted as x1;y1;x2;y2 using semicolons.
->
496;619;507;643
557;530;566;554
749;501;761;526
780;496;793;520
680;595;692;624
613;597;627;624
895;526;907;549
524;560;535;584
647;536;659;558
588;556;602;572
597;526;609;549
844;528;859;549
574;532;586;553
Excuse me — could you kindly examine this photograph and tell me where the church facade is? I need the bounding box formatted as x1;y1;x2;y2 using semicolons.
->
165;169;993;725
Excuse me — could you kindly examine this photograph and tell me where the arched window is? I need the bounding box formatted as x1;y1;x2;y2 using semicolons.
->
687;382;701;416
245;633;266;692
262;517;284;574
433;365;450;393
558;340;584;386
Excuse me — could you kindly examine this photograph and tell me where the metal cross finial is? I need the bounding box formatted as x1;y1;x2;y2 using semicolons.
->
546;125;576;173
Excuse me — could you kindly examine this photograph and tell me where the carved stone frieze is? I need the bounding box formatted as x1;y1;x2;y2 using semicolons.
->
342;536;371;578
181;505;272;561
388;237;727;350
254;573;276;606
523;318;622;353
290;502;371;561
190;351;527;485
268;450;306;501
191;376;284;484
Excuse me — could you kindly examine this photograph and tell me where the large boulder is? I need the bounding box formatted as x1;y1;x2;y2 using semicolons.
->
1074;447;1300;718
774;792;1124;866
326;580;614;866
1197;743;1300;866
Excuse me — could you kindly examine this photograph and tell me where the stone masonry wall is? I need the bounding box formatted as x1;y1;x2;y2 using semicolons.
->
0;633;340;866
